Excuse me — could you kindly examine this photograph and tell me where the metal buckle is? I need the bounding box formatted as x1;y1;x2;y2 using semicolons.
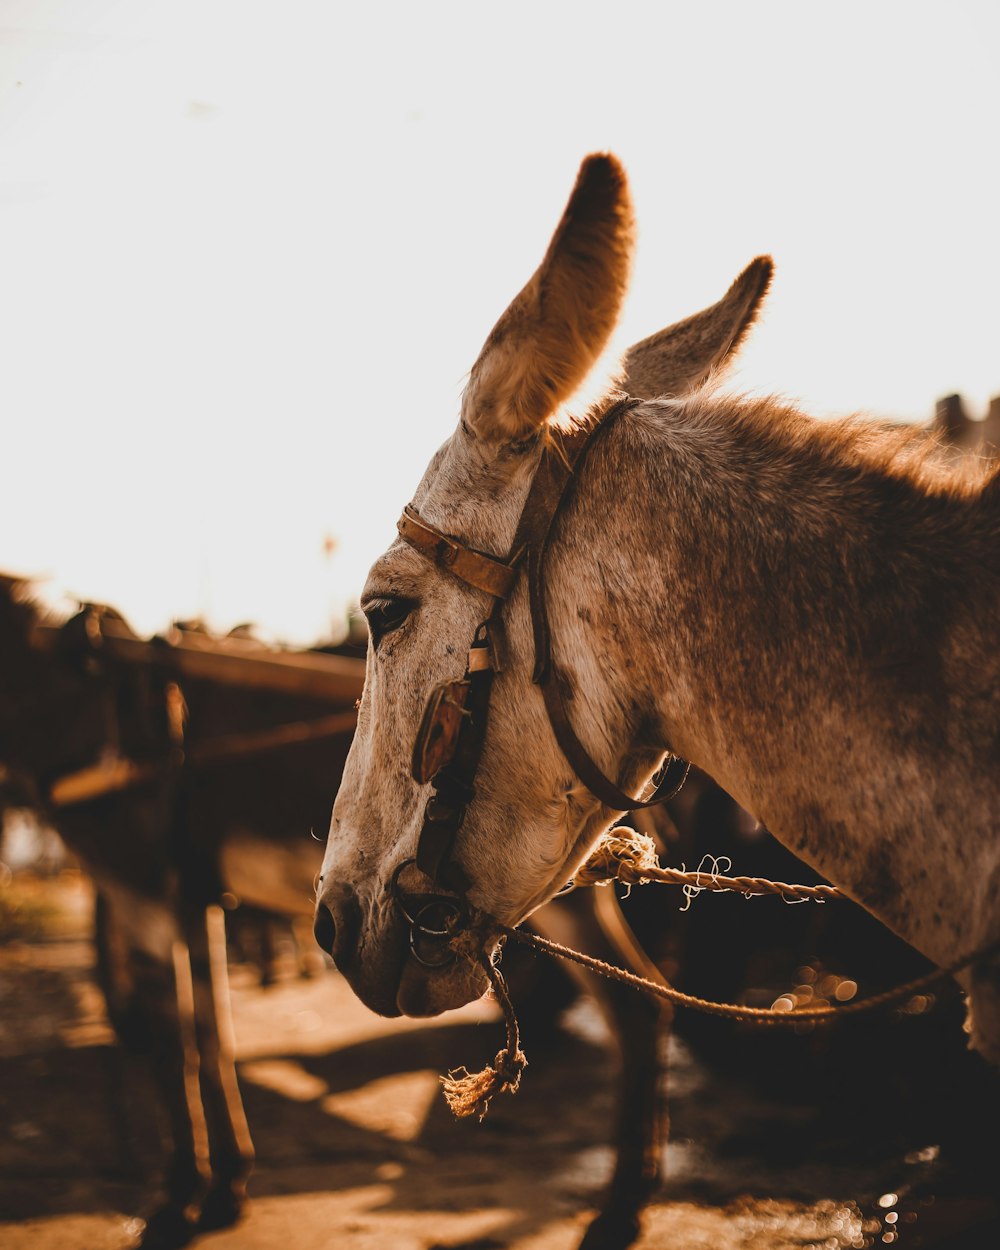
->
389;858;469;968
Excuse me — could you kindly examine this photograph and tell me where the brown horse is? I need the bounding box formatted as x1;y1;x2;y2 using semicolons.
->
0;579;361;1246
316;151;1000;1078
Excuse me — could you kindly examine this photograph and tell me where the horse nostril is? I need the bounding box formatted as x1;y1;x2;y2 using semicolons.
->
314;889;361;971
313;904;336;958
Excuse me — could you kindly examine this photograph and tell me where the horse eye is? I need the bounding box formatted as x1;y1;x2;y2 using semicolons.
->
363;597;415;648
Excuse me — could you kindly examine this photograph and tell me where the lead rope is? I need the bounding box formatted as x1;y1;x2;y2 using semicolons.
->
439;826;1000;1118
440;953;527;1120
572;827;842;902
499;926;996;1024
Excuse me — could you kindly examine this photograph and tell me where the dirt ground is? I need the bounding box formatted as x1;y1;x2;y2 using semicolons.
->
1;870;998;1250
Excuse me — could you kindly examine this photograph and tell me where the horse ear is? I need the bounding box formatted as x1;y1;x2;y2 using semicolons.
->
622;256;773;400
461;153;634;442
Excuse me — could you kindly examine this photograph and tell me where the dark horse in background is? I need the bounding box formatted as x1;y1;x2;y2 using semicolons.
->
0;577;361;1246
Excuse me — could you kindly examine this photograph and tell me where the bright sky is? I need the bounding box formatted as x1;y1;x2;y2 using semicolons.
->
1;1;998;642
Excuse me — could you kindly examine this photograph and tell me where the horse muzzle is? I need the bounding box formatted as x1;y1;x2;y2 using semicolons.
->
314;866;494;1018
313;882;362;972
389;856;496;1016
395;948;492;1017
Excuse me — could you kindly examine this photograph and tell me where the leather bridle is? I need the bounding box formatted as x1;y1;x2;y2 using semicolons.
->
391;394;689;965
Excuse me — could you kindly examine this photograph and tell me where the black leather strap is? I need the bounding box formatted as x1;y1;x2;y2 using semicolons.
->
522;399;691;810
405;393;690;892
413;625;496;892
537;663;690;811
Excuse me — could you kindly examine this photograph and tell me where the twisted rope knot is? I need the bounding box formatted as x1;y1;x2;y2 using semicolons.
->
574;825;843;903
574;826;660;887
441;953;526;1120
441;1044;527;1121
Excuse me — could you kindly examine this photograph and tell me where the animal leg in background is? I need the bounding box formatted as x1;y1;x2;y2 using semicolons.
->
180;901;255;1232
93;891;252;1247
118;938;208;1249
532;886;670;1250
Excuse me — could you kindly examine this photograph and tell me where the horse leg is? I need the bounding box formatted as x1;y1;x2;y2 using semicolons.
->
228;906;278;987
531;887;669;1250
87;885;211;1248
180;901;255;1232
122;941;207;1250
93;889;148;1181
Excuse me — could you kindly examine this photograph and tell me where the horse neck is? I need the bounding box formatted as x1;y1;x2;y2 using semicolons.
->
555;395;1000;946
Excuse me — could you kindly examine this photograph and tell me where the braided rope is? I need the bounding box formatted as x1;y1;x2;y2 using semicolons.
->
574;828;842;902
553;826;1000;1020
434;826;999;1117
500;926;998;1025
440;954;527;1118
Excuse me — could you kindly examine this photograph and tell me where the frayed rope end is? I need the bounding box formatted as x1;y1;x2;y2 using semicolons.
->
439;949;527;1120
573;826;660;888
441;1045;528;1120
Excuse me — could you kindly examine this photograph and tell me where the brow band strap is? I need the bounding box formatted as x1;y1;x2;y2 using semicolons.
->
397;507;518;598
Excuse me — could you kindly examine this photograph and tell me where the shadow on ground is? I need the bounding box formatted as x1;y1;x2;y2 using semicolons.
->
1;872;998;1250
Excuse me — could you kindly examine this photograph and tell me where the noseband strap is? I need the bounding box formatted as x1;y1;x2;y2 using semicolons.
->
397;394;688;894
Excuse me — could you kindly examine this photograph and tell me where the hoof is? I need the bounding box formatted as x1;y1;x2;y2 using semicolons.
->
577;1208;642;1250
131;1204;198;1250
197;1183;248;1232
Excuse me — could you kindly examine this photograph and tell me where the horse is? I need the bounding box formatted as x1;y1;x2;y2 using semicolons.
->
0;579;363;1246
315;149;1000;1091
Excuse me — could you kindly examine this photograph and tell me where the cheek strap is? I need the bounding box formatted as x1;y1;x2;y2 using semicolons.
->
397;394;690;901
411;623;497;893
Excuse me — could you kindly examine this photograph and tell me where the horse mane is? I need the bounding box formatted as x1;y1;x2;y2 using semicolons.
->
624;388;1000;702
663;388;999;503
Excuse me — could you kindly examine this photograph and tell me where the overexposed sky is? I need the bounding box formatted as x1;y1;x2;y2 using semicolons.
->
1;1;998;640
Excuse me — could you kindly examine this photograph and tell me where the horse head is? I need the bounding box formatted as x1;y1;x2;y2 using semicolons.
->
315;154;772;1017
0;578;148;813
0;574;64;796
